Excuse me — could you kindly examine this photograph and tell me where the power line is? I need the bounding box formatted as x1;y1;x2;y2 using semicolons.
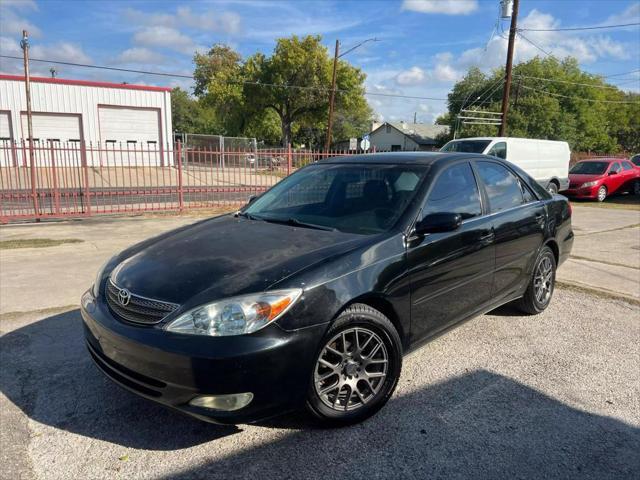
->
519;22;640;32
0;54;193;78
0;54;447;101
604;69;640;78
519;84;638;104
513;74;622;90
517;32;553;57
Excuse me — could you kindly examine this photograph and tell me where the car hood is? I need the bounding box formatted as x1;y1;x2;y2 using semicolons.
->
568;173;604;183
111;215;368;305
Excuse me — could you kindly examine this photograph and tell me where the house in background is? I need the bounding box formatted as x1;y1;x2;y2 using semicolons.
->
368;121;449;152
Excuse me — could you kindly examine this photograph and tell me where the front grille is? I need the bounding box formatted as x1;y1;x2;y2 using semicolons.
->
106;279;179;325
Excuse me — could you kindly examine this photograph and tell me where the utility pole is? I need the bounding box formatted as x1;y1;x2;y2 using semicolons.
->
21;29;38;216
499;0;519;137
325;39;339;152
413;112;417;123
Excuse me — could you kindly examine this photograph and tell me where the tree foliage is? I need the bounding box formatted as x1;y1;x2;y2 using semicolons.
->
438;57;639;153
191;36;372;147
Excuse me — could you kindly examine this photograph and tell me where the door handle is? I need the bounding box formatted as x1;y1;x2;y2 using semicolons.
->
478;230;495;243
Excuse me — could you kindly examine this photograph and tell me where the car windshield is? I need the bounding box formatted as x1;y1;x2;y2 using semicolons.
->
440;140;491;154
243;163;428;235
570;162;609;175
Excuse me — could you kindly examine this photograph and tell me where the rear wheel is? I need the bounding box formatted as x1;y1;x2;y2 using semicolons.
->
516;246;556;315
547;182;559;194
306;304;402;426
597;185;607;202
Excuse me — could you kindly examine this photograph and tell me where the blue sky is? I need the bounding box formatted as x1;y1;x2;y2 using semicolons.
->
1;0;639;124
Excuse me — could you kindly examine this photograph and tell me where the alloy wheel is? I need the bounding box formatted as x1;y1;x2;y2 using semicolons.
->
597;186;607;202
314;327;388;412
534;256;554;305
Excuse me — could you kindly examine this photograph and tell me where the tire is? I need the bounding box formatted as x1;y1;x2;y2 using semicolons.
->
633;179;640;196
516;246;556;315
597;185;607;202
306;304;402;426
547;182;559;195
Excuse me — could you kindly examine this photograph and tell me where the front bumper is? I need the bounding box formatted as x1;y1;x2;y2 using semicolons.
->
81;291;327;424
563;185;599;199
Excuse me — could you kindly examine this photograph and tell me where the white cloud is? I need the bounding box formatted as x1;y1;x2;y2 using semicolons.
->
112;47;166;65
133;26;204;55
401;0;478;15
601;2;640;26
31;42;91;64
124;6;242;35
396;66;427;85
0;2;41;37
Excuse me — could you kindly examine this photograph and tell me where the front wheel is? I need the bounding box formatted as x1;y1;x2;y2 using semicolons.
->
306;304;402;426
516;246;556;315
597;185;607;202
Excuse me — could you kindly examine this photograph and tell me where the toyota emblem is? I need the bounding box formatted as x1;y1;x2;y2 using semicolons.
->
118;288;131;306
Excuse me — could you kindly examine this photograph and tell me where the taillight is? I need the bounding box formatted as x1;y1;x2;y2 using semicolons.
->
567;201;573;217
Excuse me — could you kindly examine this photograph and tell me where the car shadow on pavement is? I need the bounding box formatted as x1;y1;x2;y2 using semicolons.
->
0;309;238;451
166;371;640;480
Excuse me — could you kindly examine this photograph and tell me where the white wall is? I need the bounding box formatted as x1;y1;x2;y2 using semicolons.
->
0;78;172;166
369;124;420;151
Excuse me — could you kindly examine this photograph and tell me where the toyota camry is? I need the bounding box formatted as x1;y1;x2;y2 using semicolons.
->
81;152;573;426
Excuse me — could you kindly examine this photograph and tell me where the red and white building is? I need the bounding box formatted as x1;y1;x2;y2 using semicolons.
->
0;75;173;166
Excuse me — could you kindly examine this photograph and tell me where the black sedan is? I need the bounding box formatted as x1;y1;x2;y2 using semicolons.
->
81;152;574;426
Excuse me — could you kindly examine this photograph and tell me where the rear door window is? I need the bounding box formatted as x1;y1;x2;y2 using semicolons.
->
476;161;524;213
621;161;634;171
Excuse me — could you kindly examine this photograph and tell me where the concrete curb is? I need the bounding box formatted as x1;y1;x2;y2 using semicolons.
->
557;280;640;307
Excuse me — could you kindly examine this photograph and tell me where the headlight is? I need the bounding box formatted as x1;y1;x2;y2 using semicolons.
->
165;289;302;337
92;257;115;297
581;181;599;188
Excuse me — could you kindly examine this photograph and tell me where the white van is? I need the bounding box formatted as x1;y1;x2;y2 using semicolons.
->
440;137;570;193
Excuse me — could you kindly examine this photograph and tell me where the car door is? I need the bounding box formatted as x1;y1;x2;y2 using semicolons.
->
473;160;546;302
605;161;624;193
407;161;495;342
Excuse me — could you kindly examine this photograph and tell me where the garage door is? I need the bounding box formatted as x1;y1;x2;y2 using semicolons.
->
99;106;161;166
20;113;82;143
0;111;13;166
98;107;160;146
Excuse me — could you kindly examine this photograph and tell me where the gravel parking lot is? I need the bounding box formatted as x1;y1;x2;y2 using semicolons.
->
1;206;639;480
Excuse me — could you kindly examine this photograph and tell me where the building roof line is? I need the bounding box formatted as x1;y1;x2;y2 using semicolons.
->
0;74;172;93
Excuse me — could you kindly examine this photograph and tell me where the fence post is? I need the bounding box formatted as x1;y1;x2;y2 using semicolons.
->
49;141;60;215
287;143;292;176
80;142;92;216
28;140;39;219
176;140;184;212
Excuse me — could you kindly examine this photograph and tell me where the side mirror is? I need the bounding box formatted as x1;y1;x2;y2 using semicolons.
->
415;213;462;235
608;170;618;175
247;195;258;204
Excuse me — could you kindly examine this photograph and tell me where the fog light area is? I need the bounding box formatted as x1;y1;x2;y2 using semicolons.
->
189;393;254;411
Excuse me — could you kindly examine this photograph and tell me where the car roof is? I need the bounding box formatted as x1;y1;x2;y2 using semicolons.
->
579;158;625;163
322;152;489;166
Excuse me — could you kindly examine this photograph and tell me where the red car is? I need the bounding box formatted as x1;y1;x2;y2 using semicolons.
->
564;158;640;202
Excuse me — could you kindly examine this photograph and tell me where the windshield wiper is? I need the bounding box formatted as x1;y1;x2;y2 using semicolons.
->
235;211;263;221
261;216;337;232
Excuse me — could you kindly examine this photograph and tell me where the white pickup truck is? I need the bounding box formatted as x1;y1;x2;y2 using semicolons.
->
440;137;570;193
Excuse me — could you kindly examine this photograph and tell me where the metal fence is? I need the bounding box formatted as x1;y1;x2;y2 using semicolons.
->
0;140;361;223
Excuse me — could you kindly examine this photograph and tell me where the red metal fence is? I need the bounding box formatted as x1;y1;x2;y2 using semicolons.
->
0;141;362;223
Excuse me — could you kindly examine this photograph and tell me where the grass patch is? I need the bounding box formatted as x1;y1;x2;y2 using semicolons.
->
571;195;640;211
0;238;84;250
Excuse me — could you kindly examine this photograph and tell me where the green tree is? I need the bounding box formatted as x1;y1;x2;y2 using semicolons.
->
440;57;639;152
170;87;217;134
193;36;372;147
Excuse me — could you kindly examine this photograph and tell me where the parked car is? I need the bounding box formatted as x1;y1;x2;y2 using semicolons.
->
82;152;573;426
631;154;640;167
440;137;570;194
564;158;640;201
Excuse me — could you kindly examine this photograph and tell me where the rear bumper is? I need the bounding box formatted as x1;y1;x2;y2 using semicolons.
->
81;290;326;424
